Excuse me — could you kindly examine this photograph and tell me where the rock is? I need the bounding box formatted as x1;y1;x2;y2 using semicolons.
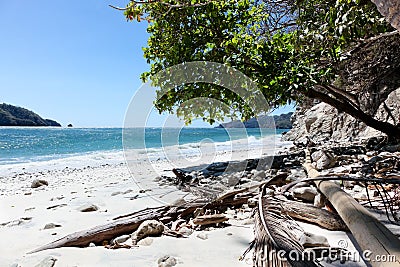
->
299;232;330;248
34;256;57;267
158;256;177;267
311;150;336;170
137;237;154;246
292;187;318;202
371;0;400;31
284;89;400;143
132;220;164;244
31;179;48;188
196;232;208;240
112;235;131;245
43;223;62;230
111;191;121;196
89;243;96;247
78;204;99;212
178;226;193;237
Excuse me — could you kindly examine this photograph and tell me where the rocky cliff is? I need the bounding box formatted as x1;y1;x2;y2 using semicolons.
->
216;112;293;129
0;103;61;127
283;89;400;143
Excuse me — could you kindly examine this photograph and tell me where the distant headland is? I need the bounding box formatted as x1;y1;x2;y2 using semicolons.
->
0;103;61;127
215;112;293;129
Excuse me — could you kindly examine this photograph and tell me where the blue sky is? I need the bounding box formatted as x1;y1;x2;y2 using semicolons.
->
0;1;294;127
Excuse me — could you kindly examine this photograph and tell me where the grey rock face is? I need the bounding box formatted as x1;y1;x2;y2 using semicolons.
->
371;0;400;31
283;89;400;143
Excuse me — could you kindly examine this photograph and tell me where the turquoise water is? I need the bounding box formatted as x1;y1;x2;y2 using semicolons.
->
0;127;287;165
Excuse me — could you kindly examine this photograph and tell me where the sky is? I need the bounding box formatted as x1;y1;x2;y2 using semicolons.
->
0;1;294;128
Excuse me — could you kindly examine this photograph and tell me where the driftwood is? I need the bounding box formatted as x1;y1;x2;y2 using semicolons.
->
29;183;261;254
279;198;348;231
193;214;228;225
304;149;400;267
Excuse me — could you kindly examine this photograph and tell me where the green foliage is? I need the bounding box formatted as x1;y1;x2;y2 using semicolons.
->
125;0;391;124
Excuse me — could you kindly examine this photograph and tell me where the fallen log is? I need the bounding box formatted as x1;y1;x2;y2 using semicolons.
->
279;198;348;231
29;186;257;254
193;214;228;226
304;149;400;267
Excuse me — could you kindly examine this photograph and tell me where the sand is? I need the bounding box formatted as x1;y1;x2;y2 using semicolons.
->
0;140;366;267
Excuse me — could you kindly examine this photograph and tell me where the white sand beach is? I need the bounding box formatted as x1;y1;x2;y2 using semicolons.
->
0;139;368;267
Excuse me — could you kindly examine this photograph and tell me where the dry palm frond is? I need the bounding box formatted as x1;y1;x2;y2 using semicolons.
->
244;185;322;267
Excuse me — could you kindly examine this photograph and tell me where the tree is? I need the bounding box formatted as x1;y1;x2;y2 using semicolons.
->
117;0;400;139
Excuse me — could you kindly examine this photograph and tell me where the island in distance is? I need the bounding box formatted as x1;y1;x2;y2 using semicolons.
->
0;103;61;127
215;112;293;129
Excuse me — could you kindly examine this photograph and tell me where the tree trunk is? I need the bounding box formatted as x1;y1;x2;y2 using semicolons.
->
304;149;400;267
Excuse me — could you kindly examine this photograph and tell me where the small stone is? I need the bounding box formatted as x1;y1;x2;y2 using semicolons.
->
78;204;99;212
196;232;208;240
112;234;131;245
24;192;32;195
178;226;193;237
137;237;154;246
292;187;318;202
158;256;177;267
31;179;48;188
299;232;329;248
34;256;57;267
43;223;62;230
132;220;164;244
88;243;96;247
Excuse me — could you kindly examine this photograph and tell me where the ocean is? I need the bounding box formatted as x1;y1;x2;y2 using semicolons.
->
0;127;289;174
